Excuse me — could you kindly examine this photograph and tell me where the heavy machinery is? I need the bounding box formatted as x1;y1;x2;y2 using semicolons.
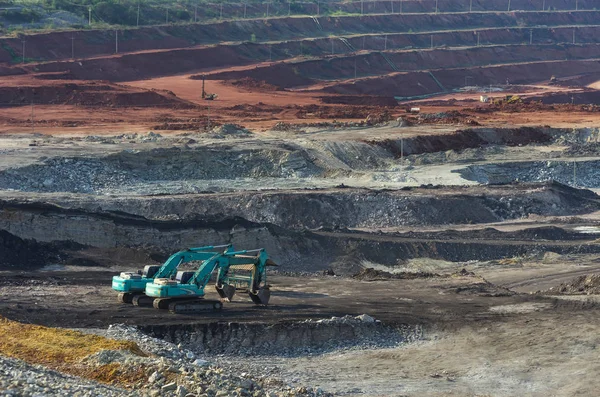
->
201;75;217;100
112;244;233;306
145;248;275;314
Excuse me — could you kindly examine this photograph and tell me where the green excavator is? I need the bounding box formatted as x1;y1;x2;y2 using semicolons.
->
145;248;275;314
111;244;233;306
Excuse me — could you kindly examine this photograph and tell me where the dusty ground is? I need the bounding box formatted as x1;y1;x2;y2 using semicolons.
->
3;254;600;396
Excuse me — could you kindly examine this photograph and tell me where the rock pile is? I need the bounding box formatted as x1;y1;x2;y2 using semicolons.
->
353;267;438;281
141;315;421;357
0;355;128;397
538;274;600;295
98;324;335;397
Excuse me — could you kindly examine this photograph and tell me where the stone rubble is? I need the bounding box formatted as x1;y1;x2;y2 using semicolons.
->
0;355;130;397
68;322;340;397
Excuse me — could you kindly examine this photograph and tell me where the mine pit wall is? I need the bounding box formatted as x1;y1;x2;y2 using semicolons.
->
326;58;600;96
34;39;600;84
0;182;598;273
460;159;600;187
11;183;595;230
211;44;600;88
370;127;559;157
0;204;324;271
0;127;573;194
322;233;600;274
2;11;600;68
139;320;422;356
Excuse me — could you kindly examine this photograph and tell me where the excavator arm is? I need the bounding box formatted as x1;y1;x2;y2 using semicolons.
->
215;249;274;304
145;248;274;313
154;244;232;279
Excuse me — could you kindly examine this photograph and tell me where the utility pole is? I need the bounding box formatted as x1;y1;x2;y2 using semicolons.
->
166;8;169;24
220;3;223;19
361;0;364;14
470;0;472;12
317;1;320;16
115;30;118;54
384;34;388;50
331;37;334;55
576;0;578;10
300;40;303;56
21;40;25;63
529;29;533;44
88;7;92;25
391;0;394;13
400;0;403;13
207;105;211;131
573;161;577;186
573;28;576;44
477;31;480;46
195;5;197;22
362;36;365;50
137;3;140;26
71;35;75;59
354;58;357;78
435;0;438;13
244;3;247;18
507;0;511;11
289;1;291;15
266;2;270;17
542;0;545;10
400;138;404;175
31;100;34;134
430;34;433;48
269;44;272;61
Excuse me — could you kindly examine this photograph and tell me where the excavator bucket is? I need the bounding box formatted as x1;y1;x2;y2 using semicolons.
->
216;283;236;302
266;259;278;267
249;286;271;305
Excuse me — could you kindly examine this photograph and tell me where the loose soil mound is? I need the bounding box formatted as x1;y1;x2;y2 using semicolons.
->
223;77;281;92
0;316;146;385
0;83;196;108
0;230;65;269
540;274;600;295
319;95;399;107
353;267;438;281
532;90;600;105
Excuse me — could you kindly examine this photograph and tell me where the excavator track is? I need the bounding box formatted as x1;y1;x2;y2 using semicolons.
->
249;286;271;305
153;298;172;310
168;299;223;314
132;294;155;307
117;292;134;304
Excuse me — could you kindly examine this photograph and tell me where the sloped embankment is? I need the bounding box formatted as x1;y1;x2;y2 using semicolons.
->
0;182;598;272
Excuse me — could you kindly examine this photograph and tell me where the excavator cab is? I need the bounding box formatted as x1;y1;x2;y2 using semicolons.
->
142;265;160;278
175;271;195;284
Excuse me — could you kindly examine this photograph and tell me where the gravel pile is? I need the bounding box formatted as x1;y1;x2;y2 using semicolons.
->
0;157;132;194
458;160;600;188
0;355;129;397
206;124;253;139
143;315;421;357
78;323;336;397
538;274;600;295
